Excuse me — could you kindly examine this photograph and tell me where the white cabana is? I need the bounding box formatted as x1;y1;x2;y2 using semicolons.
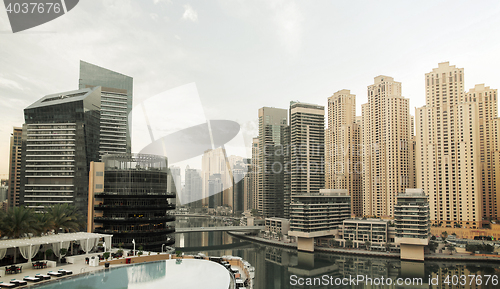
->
0;232;113;263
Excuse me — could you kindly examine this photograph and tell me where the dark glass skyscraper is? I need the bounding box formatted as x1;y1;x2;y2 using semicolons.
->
78;60;133;158
20;87;101;214
92;154;176;251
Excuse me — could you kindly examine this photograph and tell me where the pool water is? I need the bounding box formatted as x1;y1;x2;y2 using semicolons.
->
28;259;230;289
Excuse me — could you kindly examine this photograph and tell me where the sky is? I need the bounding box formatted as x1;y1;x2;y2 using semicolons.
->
1;0;500;177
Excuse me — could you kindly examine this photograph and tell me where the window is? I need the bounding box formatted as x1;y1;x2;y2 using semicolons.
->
96;171;104;176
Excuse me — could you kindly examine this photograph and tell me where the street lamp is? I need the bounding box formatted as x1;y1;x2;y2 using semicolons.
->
132;239;136;256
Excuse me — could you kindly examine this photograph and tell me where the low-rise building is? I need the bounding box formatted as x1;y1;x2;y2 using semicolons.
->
338;218;389;250
265;217;290;238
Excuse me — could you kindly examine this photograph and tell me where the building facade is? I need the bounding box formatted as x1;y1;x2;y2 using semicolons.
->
465;84;500;221
257;107;288;218
326;90;362;216
416;62;481;228
79;60;133;159
289;189;351;251
362;76;413;218
20;87;101;214
7;127;22;208
286;101;325;218
339;218;389;249
394;188;429;261
90;154;176;251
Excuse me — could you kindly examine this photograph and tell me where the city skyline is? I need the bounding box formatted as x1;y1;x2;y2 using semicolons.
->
2;1;500;176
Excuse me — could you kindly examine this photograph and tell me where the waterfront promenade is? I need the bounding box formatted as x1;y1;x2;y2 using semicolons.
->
228;231;500;262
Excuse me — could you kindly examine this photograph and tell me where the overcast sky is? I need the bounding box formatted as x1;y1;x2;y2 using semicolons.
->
1;0;500;177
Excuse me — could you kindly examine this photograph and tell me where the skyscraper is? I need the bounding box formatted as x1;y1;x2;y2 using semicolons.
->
257;107;288;218
326;90;362;216
416;62;481;228
285;101;325;218
201;148;232;207
465;84;500;221
20;87;101;214
184;165;203;208
78;60;133;158
250;137;259;211
362;76;413;218
7;127;22;208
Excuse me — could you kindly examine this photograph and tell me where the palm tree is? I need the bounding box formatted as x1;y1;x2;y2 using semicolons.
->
45;204;84;233
1;206;37;263
33;212;52;236
1;206;37;238
364;241;371;250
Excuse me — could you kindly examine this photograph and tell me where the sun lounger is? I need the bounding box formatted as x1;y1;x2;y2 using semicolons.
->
47;271;62;277
58;269;73;275
10;279;28;286
35;274;51;280
23;276;42;282
0;282;16;288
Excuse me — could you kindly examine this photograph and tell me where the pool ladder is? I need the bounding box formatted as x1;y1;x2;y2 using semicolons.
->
80;268;86;273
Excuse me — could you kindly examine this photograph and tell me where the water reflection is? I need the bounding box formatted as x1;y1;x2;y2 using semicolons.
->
178;217;500;288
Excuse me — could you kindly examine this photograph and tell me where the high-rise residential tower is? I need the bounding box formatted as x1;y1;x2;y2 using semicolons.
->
20;87;101;215
251;137;259;211
362;76;413;218
465;84;500;221
285;101;325;218
79;60;133;158
326;90;362;216
416;62;481;228
7;127;22;208
257;107;288;218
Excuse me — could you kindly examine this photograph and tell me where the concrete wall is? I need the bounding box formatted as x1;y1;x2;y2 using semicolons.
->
297;237;314;252
400;244;425;261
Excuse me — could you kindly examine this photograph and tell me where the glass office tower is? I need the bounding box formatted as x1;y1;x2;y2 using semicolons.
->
20;87;101;214
79;60;133;158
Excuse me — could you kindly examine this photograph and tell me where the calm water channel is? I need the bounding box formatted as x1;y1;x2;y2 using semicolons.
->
175;216;500;289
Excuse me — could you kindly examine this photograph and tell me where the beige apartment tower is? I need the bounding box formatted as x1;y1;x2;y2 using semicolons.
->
7;127;22;208
362;76;413;218
466;84;500;221
326;90;362;216
416;62;483;228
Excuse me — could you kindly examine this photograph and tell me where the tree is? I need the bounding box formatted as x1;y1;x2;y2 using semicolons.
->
446;243;456;255
364;241;371;250
250;209;260;217
1;206;37;238
384;243;391;252
45;204;84;234
441;231;448;240
427;241;438;253
430;235;437;241
345;239;353;249
277;232;283;241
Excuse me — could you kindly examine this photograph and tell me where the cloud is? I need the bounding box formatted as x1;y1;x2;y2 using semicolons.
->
0;76;23;91
150;13;159;21
153;0;172;4
269;0;304;57
182;4;198;22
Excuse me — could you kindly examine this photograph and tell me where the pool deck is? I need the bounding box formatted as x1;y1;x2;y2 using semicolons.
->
0;253;135;287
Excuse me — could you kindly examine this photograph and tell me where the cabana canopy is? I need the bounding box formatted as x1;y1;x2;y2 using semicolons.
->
0;232;112;263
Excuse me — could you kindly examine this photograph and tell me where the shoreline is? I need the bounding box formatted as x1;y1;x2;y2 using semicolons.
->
227;231;500;263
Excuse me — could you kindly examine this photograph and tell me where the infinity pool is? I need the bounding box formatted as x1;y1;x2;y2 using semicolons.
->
28;259;230;289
